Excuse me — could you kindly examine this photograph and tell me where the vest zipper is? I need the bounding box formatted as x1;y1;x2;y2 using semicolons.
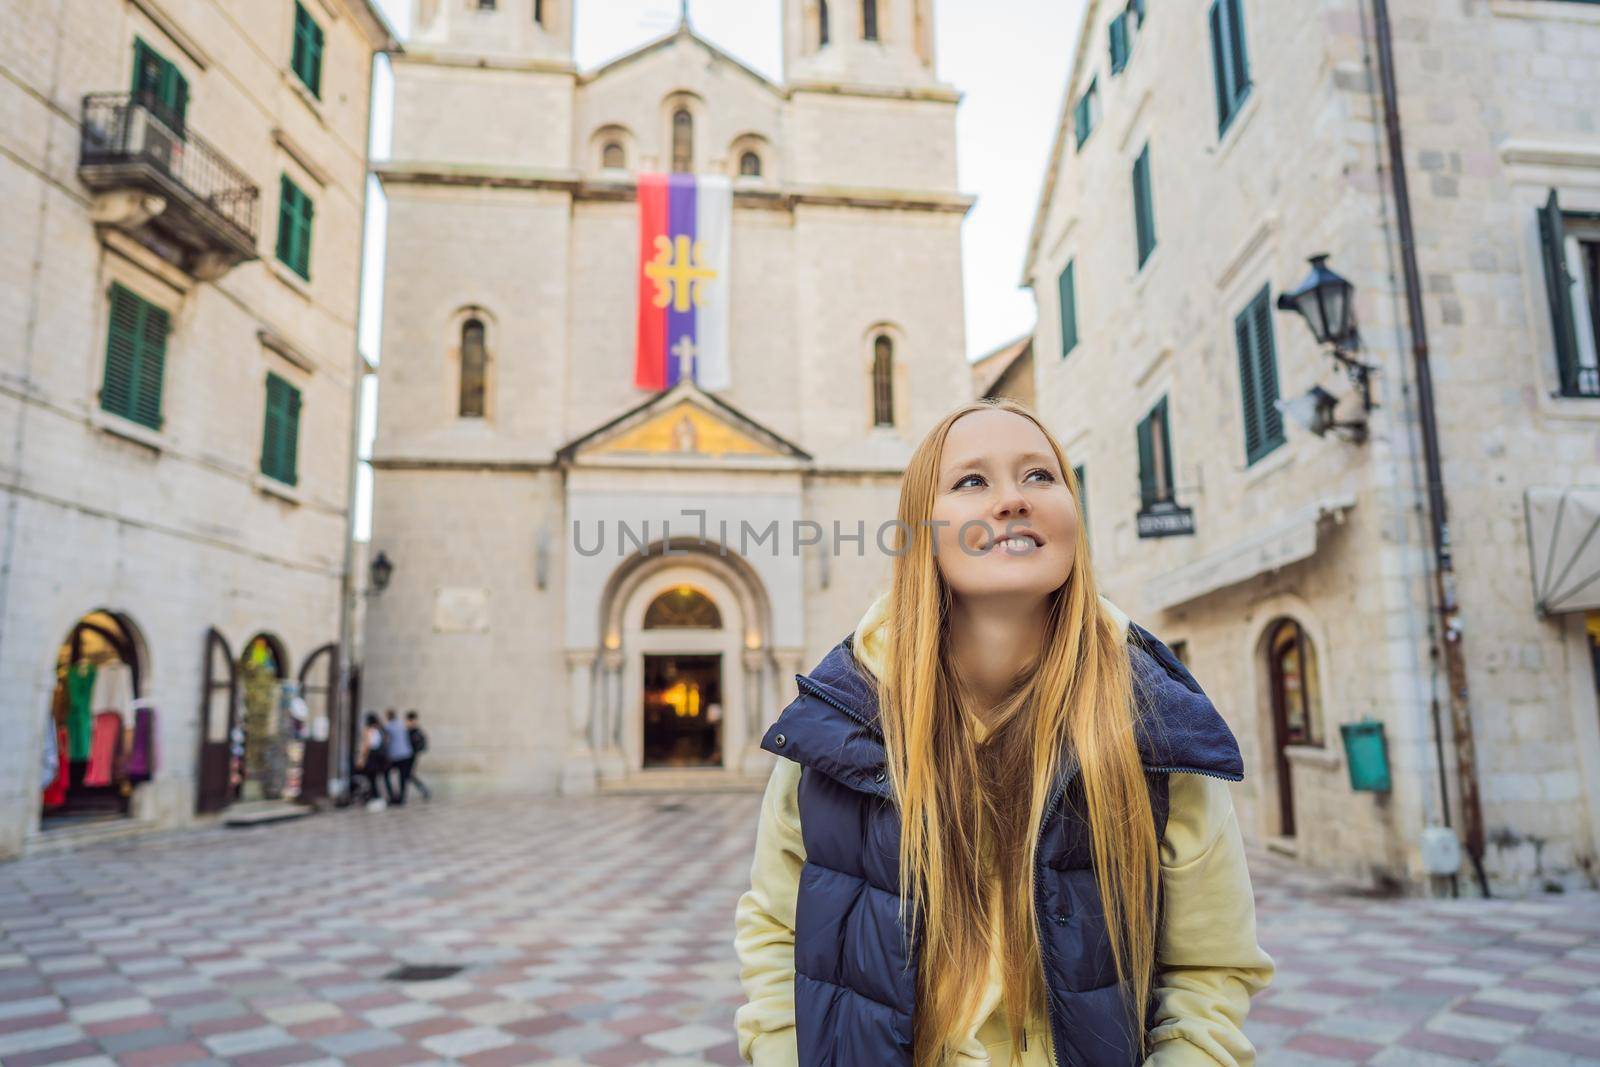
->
1141;764;1243;782
794;674;883;736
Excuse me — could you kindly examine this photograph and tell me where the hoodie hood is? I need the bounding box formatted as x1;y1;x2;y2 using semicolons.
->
767;591;1244;784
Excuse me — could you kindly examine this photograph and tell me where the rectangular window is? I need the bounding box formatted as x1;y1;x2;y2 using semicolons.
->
291;2;325;99
1132;144;1156;269
1209;0;1252;135
130;38;188;134
1073;463;1088;545
1073;78;1098;151
1235;285;1286;465
1109;12;1130;74
1058;260;1079;358
1136;397;1175;510
1537;190;1600;398
101;284;169;431
276;175;315;280
260;373;303;486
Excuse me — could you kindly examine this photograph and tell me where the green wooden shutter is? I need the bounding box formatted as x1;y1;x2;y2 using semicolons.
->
1226;0;1251;101
1155;396;1174;502
1110;13;1129;74
1133;145;1156;268
1074;463;1088;544
1074;79;1096;150
1059;260;1079;357
1538;190;1586;397
1131;0;1146;26
293;3;325;98
277;176;314;280
131;38;188;133
261;374;302;485
1210;0;1251;135
1236;286;1284;465
101;285;167;431
1136;412;1156;509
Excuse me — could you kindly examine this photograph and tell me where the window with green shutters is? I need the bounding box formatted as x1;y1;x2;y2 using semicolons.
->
1209;0;1252;136
260;374;303;486
1074;78;1098;151
1109;12;1130;74
1058;260;1079;358
276;175;315;280
101;284;170;431
130;38;188;134
1536;190;1600;398
1132;144;1156;269
291;2;325;99
1235;285;1286;465
1136;397;1174;510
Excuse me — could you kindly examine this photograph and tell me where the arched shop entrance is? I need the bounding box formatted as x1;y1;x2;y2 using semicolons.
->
237;633;294;802
40;610;150;829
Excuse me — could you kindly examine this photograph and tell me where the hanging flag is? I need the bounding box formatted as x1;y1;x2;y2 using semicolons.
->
635;173;732;391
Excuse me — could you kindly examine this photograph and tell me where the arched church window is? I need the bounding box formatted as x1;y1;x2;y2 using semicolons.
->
872;334;894;427
459;318;488;418
533;0;544;25
644;586;723;629
863;0;879;41
819;0;830;47
672;108;693;174
739;151;762;177
602;141;626;169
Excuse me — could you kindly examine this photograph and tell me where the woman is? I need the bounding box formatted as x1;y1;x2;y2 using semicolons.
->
360;712;390;808
734;401;1274;1067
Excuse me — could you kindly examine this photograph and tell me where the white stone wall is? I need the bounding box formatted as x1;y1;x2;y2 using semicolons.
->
0;0;382;857
1026;0;1600;890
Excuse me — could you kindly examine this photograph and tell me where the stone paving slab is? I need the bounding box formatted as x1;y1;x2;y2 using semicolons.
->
1;793;1598;1065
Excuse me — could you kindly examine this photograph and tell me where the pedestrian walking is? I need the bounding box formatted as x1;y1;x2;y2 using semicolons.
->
405;710;432;802
733;399;1274;1067
383;708;415;806
359;713;389;811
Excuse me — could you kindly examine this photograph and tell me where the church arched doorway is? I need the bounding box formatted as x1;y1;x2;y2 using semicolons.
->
236;633;289;802
641;585;725;768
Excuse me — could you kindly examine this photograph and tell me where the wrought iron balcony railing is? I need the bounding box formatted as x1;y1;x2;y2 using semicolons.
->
79;92;260;275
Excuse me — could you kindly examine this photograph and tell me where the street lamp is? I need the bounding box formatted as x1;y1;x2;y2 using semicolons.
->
369;550;394;593
1276;254;1378;435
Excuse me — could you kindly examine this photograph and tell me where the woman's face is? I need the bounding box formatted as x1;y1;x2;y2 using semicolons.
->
929;410;1078;604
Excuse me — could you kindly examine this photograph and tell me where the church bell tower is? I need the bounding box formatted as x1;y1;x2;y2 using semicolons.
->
783;0;939;90
408;0;573;65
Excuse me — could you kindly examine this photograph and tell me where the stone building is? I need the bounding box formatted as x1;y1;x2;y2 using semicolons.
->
0;0;393;857
365;0;971;794
1024;0;1600;892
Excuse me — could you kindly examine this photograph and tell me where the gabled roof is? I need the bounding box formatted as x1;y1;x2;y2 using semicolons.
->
580;23;784;98
970;334;1034;398
1020;0;1103;287
556;380;812;464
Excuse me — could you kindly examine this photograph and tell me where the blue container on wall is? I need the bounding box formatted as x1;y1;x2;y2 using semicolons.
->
1340;719;1391;792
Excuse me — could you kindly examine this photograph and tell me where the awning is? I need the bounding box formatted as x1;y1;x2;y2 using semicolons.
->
1525;487;1600;616
1144;495;1357;614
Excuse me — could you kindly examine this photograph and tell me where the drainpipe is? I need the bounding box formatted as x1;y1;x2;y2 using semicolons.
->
1370;0;1490;897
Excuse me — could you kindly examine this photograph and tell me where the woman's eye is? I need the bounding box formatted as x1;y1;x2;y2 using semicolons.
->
1026;468;1056;483
954;473;985;489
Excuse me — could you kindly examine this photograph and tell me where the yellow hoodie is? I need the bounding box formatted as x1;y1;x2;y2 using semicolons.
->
733;593;1275;1066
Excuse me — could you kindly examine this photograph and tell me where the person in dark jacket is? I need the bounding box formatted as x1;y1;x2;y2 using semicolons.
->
733;400;1273;1067
359;712;390;808
405;710;432;802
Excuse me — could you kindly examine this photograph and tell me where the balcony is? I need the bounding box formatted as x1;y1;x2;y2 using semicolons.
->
78;92;260;279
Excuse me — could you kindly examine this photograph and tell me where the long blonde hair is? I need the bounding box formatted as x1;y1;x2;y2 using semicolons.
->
860;399;1158;1066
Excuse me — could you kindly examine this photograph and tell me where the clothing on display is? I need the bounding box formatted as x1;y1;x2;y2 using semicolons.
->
41;727;69;808
65;661;97;761
91;661;134;723
126;705;156;782
83;711;123;787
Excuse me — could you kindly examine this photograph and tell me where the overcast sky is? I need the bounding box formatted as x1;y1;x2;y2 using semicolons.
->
356;0;1082;537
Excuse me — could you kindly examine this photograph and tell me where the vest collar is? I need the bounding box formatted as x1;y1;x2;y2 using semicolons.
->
762;603;1244;788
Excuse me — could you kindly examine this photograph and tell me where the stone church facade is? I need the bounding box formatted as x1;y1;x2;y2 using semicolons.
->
366;0;972;794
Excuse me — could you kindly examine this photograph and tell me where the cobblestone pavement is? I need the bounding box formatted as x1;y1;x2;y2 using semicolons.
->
1;793;1597;1067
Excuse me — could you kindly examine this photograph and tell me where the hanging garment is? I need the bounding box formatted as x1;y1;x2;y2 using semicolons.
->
66;661;97;761
42;728;68;807
91;661;134;724
40;711;59;790
125;706;156;782
83;711;123;787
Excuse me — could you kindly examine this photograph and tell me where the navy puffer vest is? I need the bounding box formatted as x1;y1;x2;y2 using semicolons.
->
759;621;1244;1067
